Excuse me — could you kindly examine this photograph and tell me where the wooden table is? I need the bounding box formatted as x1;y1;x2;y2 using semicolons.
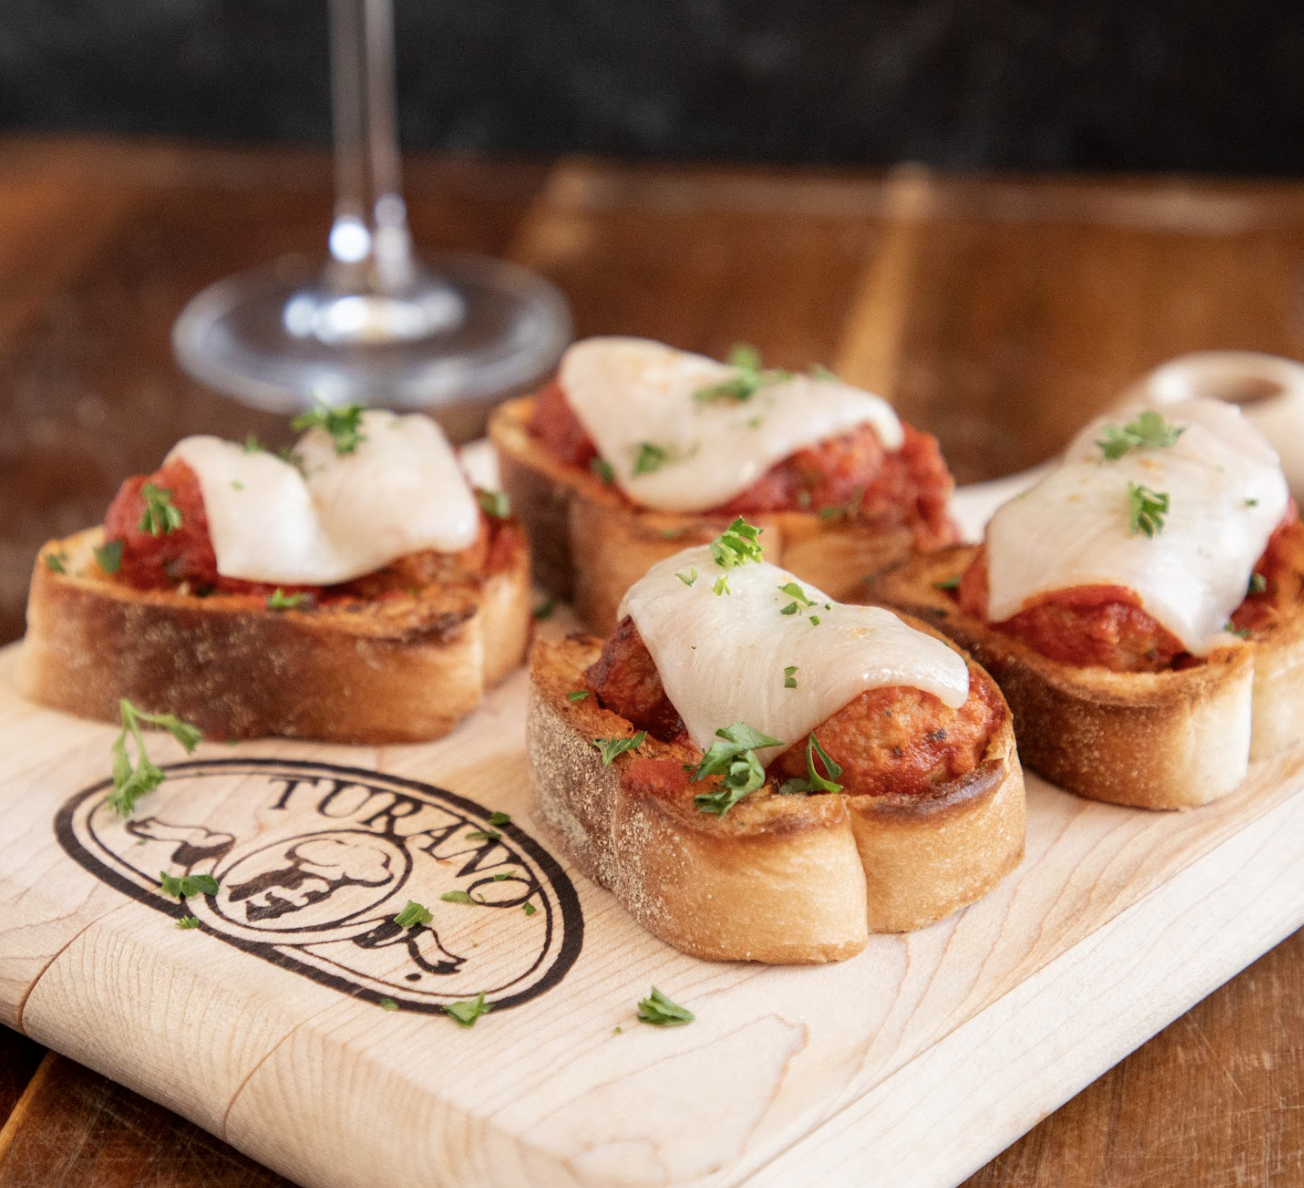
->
0;135;1300;1187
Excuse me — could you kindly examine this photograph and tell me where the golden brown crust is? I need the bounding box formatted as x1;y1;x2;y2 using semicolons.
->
867;546;1268;809
526;631;1025;962
16;527;532;744
490;395;930;635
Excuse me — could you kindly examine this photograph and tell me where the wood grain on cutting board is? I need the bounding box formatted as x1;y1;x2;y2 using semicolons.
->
2;618;1303;1188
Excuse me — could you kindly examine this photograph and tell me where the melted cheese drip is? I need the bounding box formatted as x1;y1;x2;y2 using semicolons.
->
560;337;904;513
984;398;1289;655
167;411;480;585
621;546;969;759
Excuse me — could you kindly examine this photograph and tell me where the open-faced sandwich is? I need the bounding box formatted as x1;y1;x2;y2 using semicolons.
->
527;519;1025;963
18;406;530;743
491;337;959;634
870;399;1304;809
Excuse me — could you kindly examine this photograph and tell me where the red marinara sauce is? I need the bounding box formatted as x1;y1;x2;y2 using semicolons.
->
528;377;958;549
955;511;1304;673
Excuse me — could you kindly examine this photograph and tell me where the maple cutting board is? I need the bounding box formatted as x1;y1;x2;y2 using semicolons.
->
3;478;1304;1188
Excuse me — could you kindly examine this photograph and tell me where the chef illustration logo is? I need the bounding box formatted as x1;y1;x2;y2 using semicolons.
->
56;759;583;1012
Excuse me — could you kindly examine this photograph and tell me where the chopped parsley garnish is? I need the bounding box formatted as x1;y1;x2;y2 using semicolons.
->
441;890;484;906
532;597;556;620
693;344;791;405
491;871;516;881
710;517;764;570
633;442;671;476
393;900;433;928
809;615;821;626
590;457;615;485
932;575;961;591
379;997;399;1011
809;363;840;382
1224;621;1252;639
445;991;491;1028
44;552;67;574
777;581;813;607
107;698;202;817
690;722;782;816
784;666;798;689
230;480;244;491
138;483;182;536
1097;410;1185;460
1127;482;1170;538
713;574;731;596
817;486;866;522
594;732;647;765
487;811;512;826
243;434;264;454
659;526;689;540
465;829;502;843
567;689;590;702
1245;498;1259;508
523;902;537;916
159;871;219;900
267;589;310;610
291;397;367;454
676;567;697;587
1249;572;1268;595
477;489;511;519
176;916;200;930
637;987;695;1026
778;733;844;795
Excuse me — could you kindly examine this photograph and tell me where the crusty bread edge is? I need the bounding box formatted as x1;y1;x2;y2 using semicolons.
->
490;395;928;635
525;632;1025;962
867;546;1261;809
16;527;532;744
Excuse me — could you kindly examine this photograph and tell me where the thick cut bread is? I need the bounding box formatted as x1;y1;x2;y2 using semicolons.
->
865;545;1295;809
491;396;923;635
527;633;1025;963
17;527;532;744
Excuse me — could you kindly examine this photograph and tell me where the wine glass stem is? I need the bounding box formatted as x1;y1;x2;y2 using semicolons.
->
328;0;416;294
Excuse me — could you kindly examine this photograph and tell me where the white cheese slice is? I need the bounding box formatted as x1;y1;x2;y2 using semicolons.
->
984;398;1289;655
559;337;904;513
620;545;969;759
167;410;480;585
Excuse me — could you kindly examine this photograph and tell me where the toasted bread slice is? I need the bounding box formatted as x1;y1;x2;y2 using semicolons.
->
490;395;928;635
17;526;532;744
527;632;1025;962
865;545;1287;809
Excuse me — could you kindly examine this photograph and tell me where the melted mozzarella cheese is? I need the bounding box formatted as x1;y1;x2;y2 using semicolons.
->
984;398;1289;654
560;337;904;513
621;546;969;759
167;411;480;585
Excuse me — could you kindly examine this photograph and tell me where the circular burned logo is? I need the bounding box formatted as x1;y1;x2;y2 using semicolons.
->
56;759;583;1012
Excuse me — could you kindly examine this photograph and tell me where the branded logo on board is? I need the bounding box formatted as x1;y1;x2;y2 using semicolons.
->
56;759;583;1012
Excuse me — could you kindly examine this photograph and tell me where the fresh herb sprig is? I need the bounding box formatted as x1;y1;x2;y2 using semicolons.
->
632;442;671;476
159;871;219;900
267;588;310;610
107;699;202;817
693;344;791;405
445;992;492;1028
637;986;695;1026
393;900;433;928
710;517;763;573
94;540;123;574
477;489;511;519
594;732;647;765
292;397;367;455
138;483;182;536
1097;410;1185;460
689;721;781;816
778;733;844;795
1127;482;1170;538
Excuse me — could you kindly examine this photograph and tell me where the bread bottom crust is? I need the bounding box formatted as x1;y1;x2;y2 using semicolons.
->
17;528;532;744
490;396;932;636
867;545;1277;809
527;634;1025;963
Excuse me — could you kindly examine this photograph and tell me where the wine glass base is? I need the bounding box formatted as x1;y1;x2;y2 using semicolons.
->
173;252;572;432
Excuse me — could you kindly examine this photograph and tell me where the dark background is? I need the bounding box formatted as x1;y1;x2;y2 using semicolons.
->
0;0;1300;175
